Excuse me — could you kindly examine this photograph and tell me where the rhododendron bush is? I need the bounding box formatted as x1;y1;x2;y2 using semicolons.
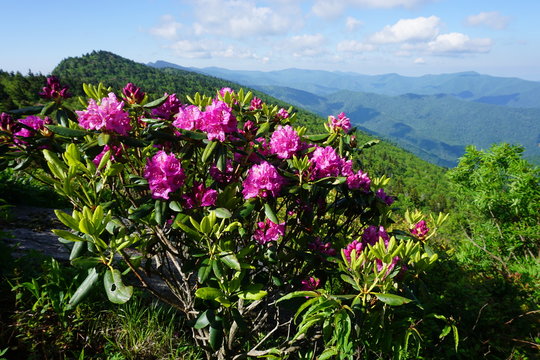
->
0;79;448;359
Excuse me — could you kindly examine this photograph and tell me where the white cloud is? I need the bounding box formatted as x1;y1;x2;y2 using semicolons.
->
414;57;426;64
284;34;327;57
168;40;211;58
312;0;433;18
337;40;376;52
370;16;440;44
193;0;297;38
427;33;493;54
345;17;364;32
150;15;183;39
465;11;510;30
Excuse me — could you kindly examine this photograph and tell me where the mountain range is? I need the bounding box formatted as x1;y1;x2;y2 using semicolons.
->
149;61;540;166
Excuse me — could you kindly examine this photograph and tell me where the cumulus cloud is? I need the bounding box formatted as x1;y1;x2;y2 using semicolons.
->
193;0;297;38
337;40;376;52
370;16;440;43
465;11;510;30
168;39;260;60
150;15;183;39
284;34;327;57
312;0;433;18
427;33;493;54
346;16;364;32
414;57;426;64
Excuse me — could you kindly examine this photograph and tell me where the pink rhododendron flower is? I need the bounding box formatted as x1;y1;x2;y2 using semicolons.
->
76;93;131;135
182;182;217;209
310;146;346;179
347;169;371;191
276;108;289;119
92;144;124;166
39;76;71;100
362;225;390;246
376;256;400;274
308;238;337;256
411;220;429;239
122;83;145;104
14;115;50;144
210;159;235;184
343;240;365;263
328;112;351;133
301;276;321;291
152;93;182;120
242;161;284;199
249;97;262;110
253;218;285;245
0;112;14;132
270;125;301;159
201;100;237;142
376;188;394;206
144;151;186;200
173;105;204;131
219;87;234;97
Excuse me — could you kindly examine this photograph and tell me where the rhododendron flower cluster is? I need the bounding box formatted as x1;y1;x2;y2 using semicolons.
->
328;112;351;133
346;169;371;191
308;238;337;256
122;83;145;104
362;225;390;246
92;144;124;166
411;220;429;239
376;188;394;206
182;182;217;209
343;240;365;263
201;100;237;141
39;76;71;100
249;97;262;110
301;276;321;291
14;115;50;144
77;93;131;135
276;108;289;119
253;218;285;244
310;146;350;179
270;125;302;159
144;151;186;200
0;112;14;132
172;105;203;131
210;159;235;184
152;93;182;120
242;161;284;199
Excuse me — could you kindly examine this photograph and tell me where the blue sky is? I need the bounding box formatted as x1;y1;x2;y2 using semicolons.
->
1;0;539;80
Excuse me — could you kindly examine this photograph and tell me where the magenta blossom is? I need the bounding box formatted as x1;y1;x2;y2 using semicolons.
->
276;108;289;119
308;238;337;257
270;125;301;159
77;93;131;135
253;218;285;245
310;146;346;179
14;115;50;144
242;161;284;199
362;225;390;246
328;112;351;133
376;256;400;274
122;83;145;104
301;277;321;292
210;159;235;184
144;151;186;200
411;220;429;239
249;97;263;110
39;76;71;101
182;182;217;209
93;144;124;166
173;105;204;132
343;240;365;263
376;188;394;206
347;169;371;191
201;100;237;142
152;93;182;120
219;87;234;97
0;112;14;132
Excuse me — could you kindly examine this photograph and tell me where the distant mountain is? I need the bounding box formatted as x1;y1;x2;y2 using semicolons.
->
149;63;540;109
257;86;540;167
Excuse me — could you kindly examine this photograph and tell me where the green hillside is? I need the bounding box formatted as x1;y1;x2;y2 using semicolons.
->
257;86;540;167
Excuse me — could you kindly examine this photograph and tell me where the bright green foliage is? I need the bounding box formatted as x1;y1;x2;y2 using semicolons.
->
448;143;540;261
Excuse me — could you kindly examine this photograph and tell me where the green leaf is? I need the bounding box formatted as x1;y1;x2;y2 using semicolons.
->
372;292;411;306
277;291;319;302
68;268;99;308
103;268;133;304
69;241;86;261
143;94;169;109
52;229;86;242
452;325;459;352
219;252;241;270
304;134;329;142
46;125;88;137
318;347;339;360
169;201;182;212
238;284;267;301
239;201;255;217
201;140;218;163
440;325;452;339
209;324;223;351
214;208;232;219
194;310;211;329
264;203;279;224
195;287;224;301
197;260;212;284
71;256;101;269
